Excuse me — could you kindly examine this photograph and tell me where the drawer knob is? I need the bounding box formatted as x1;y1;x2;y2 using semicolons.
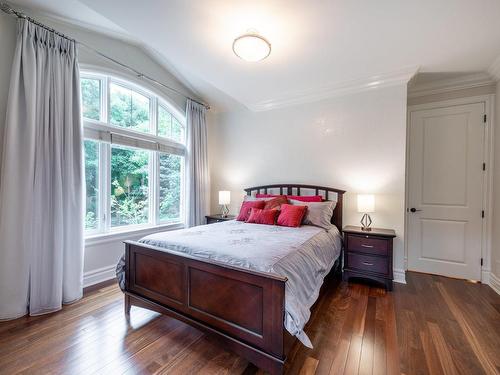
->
361;244;374;248
362;261;374;266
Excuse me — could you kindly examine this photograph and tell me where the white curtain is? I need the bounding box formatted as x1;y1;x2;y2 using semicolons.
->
186;99;209;227
0;20;84;319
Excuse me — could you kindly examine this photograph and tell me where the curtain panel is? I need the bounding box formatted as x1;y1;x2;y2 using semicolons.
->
186;99;209;227
0;20;84;319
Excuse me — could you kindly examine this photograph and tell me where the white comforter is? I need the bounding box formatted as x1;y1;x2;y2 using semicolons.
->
116;220;342;347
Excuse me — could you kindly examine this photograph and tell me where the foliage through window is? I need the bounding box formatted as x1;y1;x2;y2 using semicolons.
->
84;140;99;231
111;146;150;227
159;153;182;222
81;72;185;234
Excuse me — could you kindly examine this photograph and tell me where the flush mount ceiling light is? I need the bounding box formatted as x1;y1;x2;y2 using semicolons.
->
232;33;271;62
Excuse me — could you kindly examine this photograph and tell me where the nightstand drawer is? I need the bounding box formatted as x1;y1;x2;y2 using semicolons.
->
347;253;388;275
347;235;388;256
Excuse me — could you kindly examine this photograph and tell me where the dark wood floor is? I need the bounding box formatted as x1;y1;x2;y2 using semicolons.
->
0;272;499;375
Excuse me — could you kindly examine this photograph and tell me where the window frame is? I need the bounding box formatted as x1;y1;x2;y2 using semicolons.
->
81;71;186;237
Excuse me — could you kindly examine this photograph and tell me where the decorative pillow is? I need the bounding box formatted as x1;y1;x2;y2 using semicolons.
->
246;208;279;225
289;199;336;230
256;193;322;202
277;204;308;227
236;200;265;221
264;196;288;210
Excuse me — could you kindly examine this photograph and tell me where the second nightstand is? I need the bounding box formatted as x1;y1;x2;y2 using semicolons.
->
205;214;236;224
342;225;396;291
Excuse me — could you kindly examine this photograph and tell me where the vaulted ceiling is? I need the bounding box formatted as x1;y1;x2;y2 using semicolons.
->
8;0;500;111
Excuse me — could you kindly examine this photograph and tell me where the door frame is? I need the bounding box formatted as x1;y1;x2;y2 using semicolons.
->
406;94;495;283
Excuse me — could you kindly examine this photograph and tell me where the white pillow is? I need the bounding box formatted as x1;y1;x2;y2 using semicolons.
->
243;195;274;202
288;199;337;230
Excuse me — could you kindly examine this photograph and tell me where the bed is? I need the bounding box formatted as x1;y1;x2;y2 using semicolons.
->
118;184;345;374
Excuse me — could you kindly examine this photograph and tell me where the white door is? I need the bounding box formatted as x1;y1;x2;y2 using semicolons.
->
407;102;485;280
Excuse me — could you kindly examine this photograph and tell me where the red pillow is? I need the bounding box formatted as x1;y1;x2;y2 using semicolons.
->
256;193;322;202
236;200;265;221
264;196;288;210
246;208;279;225
277;204;308;227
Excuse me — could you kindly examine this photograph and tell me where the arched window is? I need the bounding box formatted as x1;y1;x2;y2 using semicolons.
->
81;71;185;235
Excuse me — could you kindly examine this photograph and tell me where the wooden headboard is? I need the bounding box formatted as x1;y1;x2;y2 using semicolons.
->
244;184;346;230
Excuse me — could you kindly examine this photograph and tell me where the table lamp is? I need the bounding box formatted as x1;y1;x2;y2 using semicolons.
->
357;194;374;231
219;191;230;217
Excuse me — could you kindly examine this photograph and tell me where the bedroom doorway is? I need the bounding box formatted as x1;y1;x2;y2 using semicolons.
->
406;100;486;281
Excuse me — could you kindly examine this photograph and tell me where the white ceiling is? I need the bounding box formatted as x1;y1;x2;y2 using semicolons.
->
8;0;500;111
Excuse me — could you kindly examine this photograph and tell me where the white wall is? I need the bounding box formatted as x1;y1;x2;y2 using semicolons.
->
209;85;408;282
0;13;197;287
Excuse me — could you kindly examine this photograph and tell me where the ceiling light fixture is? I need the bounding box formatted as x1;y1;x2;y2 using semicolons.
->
232;32;271;62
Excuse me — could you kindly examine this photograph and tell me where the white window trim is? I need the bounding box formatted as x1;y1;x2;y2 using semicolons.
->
81;70;187;239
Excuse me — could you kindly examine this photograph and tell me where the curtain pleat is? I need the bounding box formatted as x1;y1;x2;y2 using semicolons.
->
0;19;84;319
186;99;209;227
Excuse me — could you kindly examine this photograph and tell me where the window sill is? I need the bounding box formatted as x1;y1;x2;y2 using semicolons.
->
85;222;185;247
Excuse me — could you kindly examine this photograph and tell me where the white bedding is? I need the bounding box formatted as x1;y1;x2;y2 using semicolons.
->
116;220;342;347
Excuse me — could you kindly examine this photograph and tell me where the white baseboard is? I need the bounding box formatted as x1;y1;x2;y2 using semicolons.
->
489;273;500;296
482;270;491;284
83;265;116;288
393;268;407;284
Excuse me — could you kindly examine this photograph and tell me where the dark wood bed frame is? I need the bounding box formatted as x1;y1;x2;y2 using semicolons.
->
123;184;345;374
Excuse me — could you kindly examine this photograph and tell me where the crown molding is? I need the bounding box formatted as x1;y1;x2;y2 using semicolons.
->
247;66;419;112
488;55;500;81
408;72;495;99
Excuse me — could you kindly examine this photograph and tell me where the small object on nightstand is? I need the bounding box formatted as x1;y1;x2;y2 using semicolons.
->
218;191;231;217
205;214;236;225
342;225;396;290
357;194;375;231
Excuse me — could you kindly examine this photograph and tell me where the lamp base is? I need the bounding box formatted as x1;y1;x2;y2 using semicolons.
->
220;204;229;218
360;213;372;231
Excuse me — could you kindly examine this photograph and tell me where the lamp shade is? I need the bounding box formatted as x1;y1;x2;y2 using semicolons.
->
357;194;375;213
219;191;231;205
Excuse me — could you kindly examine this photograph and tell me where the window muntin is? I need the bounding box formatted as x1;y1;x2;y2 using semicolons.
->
81;72;186;235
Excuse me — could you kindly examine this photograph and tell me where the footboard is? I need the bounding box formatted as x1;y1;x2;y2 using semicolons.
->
124;241;287;373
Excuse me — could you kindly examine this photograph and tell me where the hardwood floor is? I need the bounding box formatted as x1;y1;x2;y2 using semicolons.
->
0;272;499;375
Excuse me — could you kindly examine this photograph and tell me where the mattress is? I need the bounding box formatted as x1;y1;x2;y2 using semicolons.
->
116;220;342;348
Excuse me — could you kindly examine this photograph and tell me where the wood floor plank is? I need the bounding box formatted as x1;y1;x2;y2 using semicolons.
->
427;322;458;375
299;357;319;375
0;273;498;375
435;281;500;375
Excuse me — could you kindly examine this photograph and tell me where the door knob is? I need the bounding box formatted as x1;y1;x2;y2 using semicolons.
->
409;207;422;213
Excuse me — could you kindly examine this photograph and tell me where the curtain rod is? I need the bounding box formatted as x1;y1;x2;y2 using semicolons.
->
0;2;210;110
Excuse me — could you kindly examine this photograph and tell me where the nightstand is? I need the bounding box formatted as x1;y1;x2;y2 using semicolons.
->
205;214;236;224
342;225;396;291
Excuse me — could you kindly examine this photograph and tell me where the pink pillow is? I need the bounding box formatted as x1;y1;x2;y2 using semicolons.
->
236;200;265;221
277;204;308;227
255;193;322;202
246;208;279;225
